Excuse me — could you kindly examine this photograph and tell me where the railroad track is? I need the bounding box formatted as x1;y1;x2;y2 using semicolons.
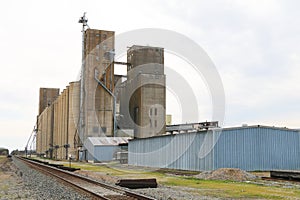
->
16;156;156;200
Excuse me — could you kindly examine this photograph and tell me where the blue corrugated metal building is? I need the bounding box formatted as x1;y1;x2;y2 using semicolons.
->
84;137;130;162
128;125;300;171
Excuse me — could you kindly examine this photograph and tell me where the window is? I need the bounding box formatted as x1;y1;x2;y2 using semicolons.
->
155;120;157;128
155;108;157;116
150;108;152;116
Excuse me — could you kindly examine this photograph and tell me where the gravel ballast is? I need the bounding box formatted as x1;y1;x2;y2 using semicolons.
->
0;157;91;200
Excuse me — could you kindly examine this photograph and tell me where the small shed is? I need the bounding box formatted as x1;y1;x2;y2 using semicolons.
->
84;137;130;162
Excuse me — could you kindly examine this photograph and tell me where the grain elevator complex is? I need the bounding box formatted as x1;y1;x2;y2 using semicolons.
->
36;15;300;171
36;14;166;161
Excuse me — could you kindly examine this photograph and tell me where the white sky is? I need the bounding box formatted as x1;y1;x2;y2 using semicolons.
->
1;0;300;152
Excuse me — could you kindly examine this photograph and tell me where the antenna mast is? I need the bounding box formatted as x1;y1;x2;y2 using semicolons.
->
78;13;89;149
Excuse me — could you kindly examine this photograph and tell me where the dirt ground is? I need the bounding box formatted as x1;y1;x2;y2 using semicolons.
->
0;156;26;199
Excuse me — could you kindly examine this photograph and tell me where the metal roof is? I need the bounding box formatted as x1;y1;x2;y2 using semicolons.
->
86;137;131;146
131;125;300;141
221;125;300;132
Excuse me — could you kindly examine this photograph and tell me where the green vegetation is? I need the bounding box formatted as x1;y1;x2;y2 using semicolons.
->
38;159;300;199
68;163;127;175
161;177;300;199
70;162;300;199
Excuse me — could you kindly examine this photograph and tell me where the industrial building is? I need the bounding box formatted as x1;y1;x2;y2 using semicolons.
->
36;16;166;160
38;88;60;115
35;15;300;172
84;137;130;162
36;82;80;159
129;125;300;171
80;29;115;139
116;45;166;138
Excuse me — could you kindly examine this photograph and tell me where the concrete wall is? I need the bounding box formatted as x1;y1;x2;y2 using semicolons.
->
39;88;59;115
37;88;58;156
68;82;80;158
36;28;116;159
53;88;69;159
37;82;80;160
127;45;164;77
118;45;166;138
36;104;54;157
82;29;115;139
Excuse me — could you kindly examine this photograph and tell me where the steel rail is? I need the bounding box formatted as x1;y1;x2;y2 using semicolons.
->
16;157;156;200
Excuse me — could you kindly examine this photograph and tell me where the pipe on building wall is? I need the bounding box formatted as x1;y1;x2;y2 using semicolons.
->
94;69;116;137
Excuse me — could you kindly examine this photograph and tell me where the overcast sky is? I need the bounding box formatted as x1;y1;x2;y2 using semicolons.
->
1;0;300;152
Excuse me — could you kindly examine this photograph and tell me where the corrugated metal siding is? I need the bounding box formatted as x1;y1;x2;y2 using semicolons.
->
214;127;300;171
93;146;119;161
85;138;121;161
129;127;300;171
129;132;215;171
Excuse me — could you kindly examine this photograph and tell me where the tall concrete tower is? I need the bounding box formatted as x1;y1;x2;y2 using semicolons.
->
39;88;59;115
119;45;166;138
80;29;115;142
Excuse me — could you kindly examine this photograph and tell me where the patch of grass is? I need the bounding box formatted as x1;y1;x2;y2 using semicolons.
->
68;163;167;179
161;177;300;199
70;162;130;175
